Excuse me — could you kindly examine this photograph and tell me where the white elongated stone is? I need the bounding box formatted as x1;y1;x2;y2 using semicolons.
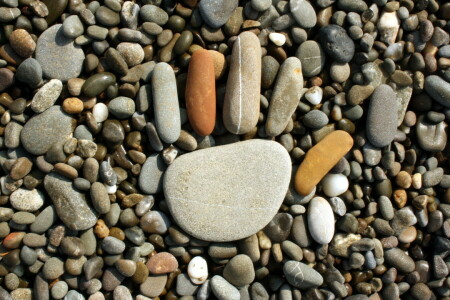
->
164;139;291;242
307;197;335;244
321;173;349;197
377;11;400;45
188;256;208;284
269;32;286;46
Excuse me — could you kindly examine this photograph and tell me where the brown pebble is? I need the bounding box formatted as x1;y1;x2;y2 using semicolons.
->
393;189;407;208
109;227;125;240
10;157;33;180
146;252;179;274
62;97;84;114
54;163;78;179
94;219;109;239
208;50;227;80
2;232;25;249
9;29;36;58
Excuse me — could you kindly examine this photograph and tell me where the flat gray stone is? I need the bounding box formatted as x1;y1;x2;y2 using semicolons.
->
210;276;240;300
164;139;291;242
21;106;76;155
290;0;317;28
265;57;303;137
44;172;97;231
283;260;323;289
416;115;447;152
139;154;166;195
295;40;325;77
425;75;450;108
35;24;85;82
199;0;239;29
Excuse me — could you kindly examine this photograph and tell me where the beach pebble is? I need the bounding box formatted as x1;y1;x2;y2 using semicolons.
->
199;0;239;28
296;41;325;77
31;79;63;113
319;25;355;63
307;197;335;244
321;173;349;197
210;276;240;300
283;260;324;289
16;58;43;88
10;188;44;212
223;254;255;287
187;256;208;284
268;33;286;46
290;0;317;28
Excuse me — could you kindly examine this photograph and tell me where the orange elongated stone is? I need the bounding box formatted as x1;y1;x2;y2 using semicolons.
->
295;130;353;196
185;49;216;136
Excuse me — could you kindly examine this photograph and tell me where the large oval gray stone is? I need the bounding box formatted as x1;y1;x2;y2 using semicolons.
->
20;106;75;155
424;75;450;108
223;32;261;135
199;0;239;29
164;139;291;242
152;62;180;144
44;173;97;231
266;57;303;136
290;0;317;29
295;41;325;77
35;24;85;82
366;84;397;147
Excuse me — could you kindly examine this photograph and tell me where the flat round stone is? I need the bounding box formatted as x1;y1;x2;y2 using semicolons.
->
199;0;239;29
164;139;291;242
35;24;85;82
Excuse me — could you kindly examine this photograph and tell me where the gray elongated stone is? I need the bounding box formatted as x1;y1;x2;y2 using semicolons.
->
223;32;261;135
210;276;240;300
139;5;168;25
164;139;291;242
384;248;415;273
283;260;324;289
416;115;447;152
366;84;397;148
21;106;76;155
290;0;317;29
424;75;450;108
295;40;325;77
265;57;303;136
139;154;167;195
16;58;43;88
199;0;239;29
31;79;63;113
152;62;180;144
44;172;97;231
307;197;335;244
35;24;85;82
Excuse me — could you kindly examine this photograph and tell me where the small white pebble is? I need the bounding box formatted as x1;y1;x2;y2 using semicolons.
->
305;86;323;105
92;103;108;123
105;184;117;194
321;173;349;197
188;256;208;284
269;32;286;46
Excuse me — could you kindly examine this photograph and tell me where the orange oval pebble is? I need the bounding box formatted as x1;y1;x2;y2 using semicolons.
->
185;49;216;136
295;130;353;196
146;252;178;274
62;97;84;114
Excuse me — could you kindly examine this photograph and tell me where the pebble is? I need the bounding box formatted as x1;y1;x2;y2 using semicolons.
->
116;42;144;67
378;11;400;44
223;254;255;287
210;275;240;300
416;115;447;152
108;97;136;119
290;0;317;28
223;31;261;135
424;75;450;108
164;139;291;242
307;197;335;244
199;0;239;28
35;24;85;82
295;41;325;77
44;172;97;230
384;248;415;274
9;29;36;58
31;79;63;113
265;57;303;137
152;62;181;144
43;257;64;280
268;33;286;46
82;72;116;98
140;210;170;234
139;275;167;298
303;110;329;129
319;25;355;63
51;281;68;299
295;130;353;195
138;154;166;195
0;68;14;92
185;49;216;136
102;236;126;254
304;86;323;105
90;182;111;214
16;58;43;88
187;256;208;284
62;15;84;39
140;5;168;25
10;188;44;212
146;252;178;274
20;106;76;155
283;260;323;289
366;84;397;147
321;173;349;197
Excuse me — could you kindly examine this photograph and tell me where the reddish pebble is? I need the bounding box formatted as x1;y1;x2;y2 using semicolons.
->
185;49;216;136
3;232;26;249
9;29;36;58
146;252;178;274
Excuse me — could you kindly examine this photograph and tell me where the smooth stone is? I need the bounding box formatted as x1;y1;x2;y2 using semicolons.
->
176;273;200;296
139;275;167;298
31;79;63;113
0;68;14;92
223;254;255;287
261;55;280;89
43;257;64;280
21;106;76;155
366;84;397;147
210;276;240;300
90;182;111;214
223;31;261;135
44;172;97;230
140;210;170;234
146;252;178;274
265;57;303;137
139;154;166;195
307;197;335;244
378;11;400;44
283;260;323;289
199;0;239;28
82;72;116;98
164;139;291;242
10;188;44;212
9;29;36;58
116;42;144;67
416;115;447;152
152;62;180;144
295;41;325;77
384;248;415;273
108;96;135;119
62;15;84;39
43;0;68;25
264;213;293;242
102;236;126;254
424;75;450;108
321;173;348;197
30;205;57;234
319;25;355;63
290;0;317;28
95;6;120;26
16;58;43;88
295;131;353;196
140;5;168;25
186;49;216;136
303;110;329;129
35;24;85;82
188;256;208;284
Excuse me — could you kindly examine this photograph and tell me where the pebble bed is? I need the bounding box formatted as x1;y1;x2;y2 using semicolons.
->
0;0;449;299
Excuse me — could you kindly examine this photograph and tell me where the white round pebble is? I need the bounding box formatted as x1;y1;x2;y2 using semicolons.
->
105;184;117;194
321;173;349;197
307;197;335;245
269;33;286;46
305;86;323;105
188;256;208;284
93;103;109;123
